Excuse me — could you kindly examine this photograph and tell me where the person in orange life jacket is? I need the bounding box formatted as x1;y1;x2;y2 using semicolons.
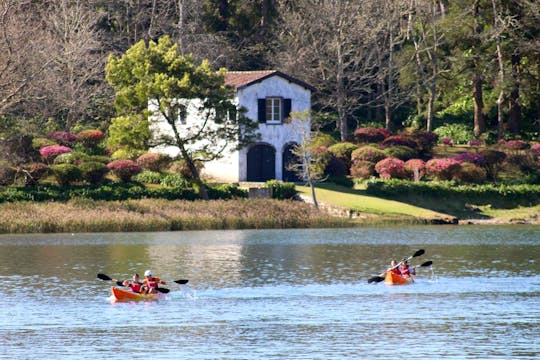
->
389;259;401;276
399;259;416;278
122;273;142;293
141;270;166;294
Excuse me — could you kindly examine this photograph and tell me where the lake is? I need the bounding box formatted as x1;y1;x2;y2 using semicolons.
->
0;226;538;359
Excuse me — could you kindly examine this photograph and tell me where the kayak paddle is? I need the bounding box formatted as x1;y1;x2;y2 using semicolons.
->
367;249;425;284
97;273;186;293
97;273;124;287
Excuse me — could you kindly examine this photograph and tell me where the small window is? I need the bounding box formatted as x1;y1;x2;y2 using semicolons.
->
266;97;282;124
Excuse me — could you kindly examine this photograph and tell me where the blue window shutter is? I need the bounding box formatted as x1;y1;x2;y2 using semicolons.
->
283;98;292;121
258;99;266;123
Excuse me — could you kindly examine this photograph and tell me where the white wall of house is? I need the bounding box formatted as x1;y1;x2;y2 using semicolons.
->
149;73;311;182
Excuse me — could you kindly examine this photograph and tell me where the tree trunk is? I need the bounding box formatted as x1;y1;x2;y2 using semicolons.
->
492;0;505;139
472;0;485;137
508;53;521;134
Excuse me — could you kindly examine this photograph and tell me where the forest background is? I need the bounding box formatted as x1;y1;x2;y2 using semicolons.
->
1;0;539;150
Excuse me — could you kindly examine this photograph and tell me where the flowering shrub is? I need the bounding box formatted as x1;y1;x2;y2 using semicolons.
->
454;163;487;184
404;159;426;181
405;130;438;153
374;157;407;179
505;140;529;151
453;152;484;166
381;135;418;150
350;160;375;179
469;140;482;147
40;145;72;163
353;127;393;144
107;159;142;182
77;130;106;148
351;145;386;164
441;137;453;146
46;131;79;146
425;158;461;180
137;153;171;172
531;143;540;155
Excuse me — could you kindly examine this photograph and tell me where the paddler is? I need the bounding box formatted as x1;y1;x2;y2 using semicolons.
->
122;273;142;293
141;270;166;294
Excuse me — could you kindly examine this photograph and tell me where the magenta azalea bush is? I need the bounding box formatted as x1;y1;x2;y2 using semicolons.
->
531;143;540;155
40;145;72;163
425;158;461;180
469;140;482;147
404;159;426;181
137;152;171;172
46;131;79;146
107;159;142;182
453;152;484;166
441;138;453;146
353;127;393;143
77;129;106;148
504;140;529;151
374;157;407;179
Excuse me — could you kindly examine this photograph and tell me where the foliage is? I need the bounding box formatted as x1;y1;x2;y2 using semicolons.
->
54;151;90;165
454;163;487;184
351;145;386;164
327;142;357;167
433;123;474;145
46;131;79;147
381;135;418;150
106;159;142;182
503;140;530;151
160;173;190;188
405;130;438;154
383;145;417;161
264;180;297;199
479;149;506;180
133;171;163;184
77;129;106;148
0;160;16;186
350;160;375;179
169;159;203;179
50;164;82;187
374;157;407;179
78;161;109;184
453;152;484;166
106;114;151;156
309;133;337;149
16;163;50;186
324;156;348;177
404;159;426;182
207;183;248;200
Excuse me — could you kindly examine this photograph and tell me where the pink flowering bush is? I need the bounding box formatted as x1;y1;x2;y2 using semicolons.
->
425;158;461;180
531;143;540;155
107;159;142;182
353;127;393;144
46;131;79;146
404;159;426;181
77;129;106;148
469;140;482;147
441;137;453;146
137;153;171;172
453;152;484;166
374;157;407;179
40;145;72;163
505;140;529;151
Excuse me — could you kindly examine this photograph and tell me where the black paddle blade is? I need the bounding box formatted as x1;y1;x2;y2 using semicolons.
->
157;287;170;294
367;276;385;284
420;260;433;267
97;273;112;281
174;279;189;284
413;249;425;258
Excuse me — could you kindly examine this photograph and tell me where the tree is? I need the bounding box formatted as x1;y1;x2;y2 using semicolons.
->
105;36;259;200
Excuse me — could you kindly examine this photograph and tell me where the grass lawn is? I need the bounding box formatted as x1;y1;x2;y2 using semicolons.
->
296;183;456;223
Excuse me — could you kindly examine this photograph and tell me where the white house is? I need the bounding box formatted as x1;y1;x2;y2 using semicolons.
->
150;70;314;182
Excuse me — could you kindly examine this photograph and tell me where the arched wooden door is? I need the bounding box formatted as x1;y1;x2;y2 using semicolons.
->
282;143;302;182
247;144;275;181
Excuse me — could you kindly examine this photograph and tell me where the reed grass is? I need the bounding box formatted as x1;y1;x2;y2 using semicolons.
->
0;198;350;234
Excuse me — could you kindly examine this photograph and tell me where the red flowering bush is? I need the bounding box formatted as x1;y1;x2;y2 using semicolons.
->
353;127;393;144
46;131;79;146
531;143;540;155
425;158;461;180
404;159;426;181
374;157;407;179
40;145;72;163
137;152;171;172
405;130;438;153
453;152;484;166
504;140;529;151
107;159;142;182
77;129;106;148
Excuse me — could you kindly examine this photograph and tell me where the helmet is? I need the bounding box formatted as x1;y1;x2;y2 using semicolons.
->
144;270;152;277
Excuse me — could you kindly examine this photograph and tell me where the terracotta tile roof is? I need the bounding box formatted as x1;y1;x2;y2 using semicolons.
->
224;70;315;92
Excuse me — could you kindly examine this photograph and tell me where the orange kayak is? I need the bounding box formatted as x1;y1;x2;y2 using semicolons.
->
384;271;414;285
110;286;162;302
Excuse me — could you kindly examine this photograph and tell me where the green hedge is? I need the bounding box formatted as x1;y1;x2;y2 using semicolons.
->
366;179;540;208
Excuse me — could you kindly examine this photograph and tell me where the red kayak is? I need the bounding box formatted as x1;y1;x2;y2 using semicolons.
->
110;286;163;302
384;271;414;285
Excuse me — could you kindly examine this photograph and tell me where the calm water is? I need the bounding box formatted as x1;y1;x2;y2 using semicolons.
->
0;226;538;359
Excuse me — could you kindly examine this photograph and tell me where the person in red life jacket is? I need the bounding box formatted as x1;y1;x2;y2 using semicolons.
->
389;259;401;276
122;273;142;293
399;259;416;278
141;270;166;294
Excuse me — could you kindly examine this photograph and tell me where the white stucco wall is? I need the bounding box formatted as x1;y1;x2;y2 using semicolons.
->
149;74;311;182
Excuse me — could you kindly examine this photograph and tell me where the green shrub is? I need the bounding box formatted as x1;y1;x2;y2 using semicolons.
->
134;171;163;184
309;133;337;149
17;163;50;186
351;145;386;163
160;173;190;188
454;163;487;184
325;156;348;176
434;123;474;145
0;160;16;186
327;142;357;167
168;159;203;179
479;149;506;180
54;151;90;165
137;153;171;172
264;180;297;199
326;175;354;187
208;183;248;199
383;145;417;161
79;162;109;184
50;164;82;186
